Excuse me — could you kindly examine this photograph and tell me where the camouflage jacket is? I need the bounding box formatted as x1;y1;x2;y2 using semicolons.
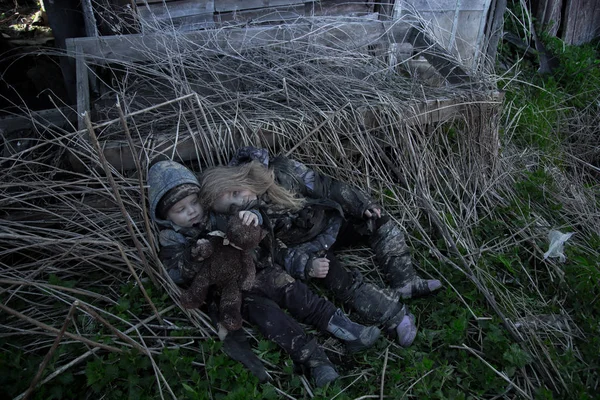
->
229;147;377;280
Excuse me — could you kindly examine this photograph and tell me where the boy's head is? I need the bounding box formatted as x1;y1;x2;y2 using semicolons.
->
148;160;204;228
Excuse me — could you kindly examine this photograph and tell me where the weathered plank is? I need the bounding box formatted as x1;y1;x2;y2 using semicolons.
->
214;0;308;12
0;107;77;135
215;4;305;25
563;0;600;45
138;0;214;19
66;21;412;65
394;0;487;12
310;0;375;17
75;44;90;134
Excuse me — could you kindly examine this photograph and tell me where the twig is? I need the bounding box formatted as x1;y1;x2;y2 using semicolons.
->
116;97;158;255
284;102;350;157
458;343;533;400
22;301;79;400
84;111;159;288
0;302;122;353
118;243;163;325
380;346;389;400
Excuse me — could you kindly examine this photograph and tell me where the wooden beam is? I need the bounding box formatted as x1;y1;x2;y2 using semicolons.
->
0;107;77;135
74;44;90;135
66;20;412;65
214;0;308;13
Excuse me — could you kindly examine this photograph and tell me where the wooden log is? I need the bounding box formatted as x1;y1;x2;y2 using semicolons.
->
66;20;412;65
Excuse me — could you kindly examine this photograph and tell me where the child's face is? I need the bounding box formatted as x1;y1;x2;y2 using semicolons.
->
213;189;257;214
166;194;204;228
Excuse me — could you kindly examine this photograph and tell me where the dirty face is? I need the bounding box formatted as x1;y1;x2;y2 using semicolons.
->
166;194;204;228
213;189;257;214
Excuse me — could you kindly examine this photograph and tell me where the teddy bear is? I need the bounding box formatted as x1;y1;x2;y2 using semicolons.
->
179;216;265;331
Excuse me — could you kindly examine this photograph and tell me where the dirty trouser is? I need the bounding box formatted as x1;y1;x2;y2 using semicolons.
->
249;266;336;331
321;249;407;331
243;293;334;371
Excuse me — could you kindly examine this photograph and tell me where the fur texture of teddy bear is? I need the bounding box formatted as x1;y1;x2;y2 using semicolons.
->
180;217;264;331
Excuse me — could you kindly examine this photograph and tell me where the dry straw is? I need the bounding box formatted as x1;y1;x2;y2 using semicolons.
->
1;8;597;399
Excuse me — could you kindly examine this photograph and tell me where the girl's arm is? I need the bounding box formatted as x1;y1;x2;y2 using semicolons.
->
274;216;341;280
272;156;375;219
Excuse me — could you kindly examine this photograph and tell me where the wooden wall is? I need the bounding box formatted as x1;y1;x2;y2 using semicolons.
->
535;0;600;45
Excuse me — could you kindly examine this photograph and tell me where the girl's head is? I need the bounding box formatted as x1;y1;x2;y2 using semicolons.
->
200;161;304;213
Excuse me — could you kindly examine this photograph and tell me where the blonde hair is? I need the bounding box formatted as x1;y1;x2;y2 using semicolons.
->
200;161;305;211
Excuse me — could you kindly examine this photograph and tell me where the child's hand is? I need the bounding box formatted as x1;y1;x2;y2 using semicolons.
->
308;257;330;278
238;210;259;226
191;238;211;260
364;205;381;219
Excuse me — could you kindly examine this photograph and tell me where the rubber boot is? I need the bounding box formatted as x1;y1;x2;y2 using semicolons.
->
342;273;417;347
327;309;381;353
370;219;442;299
294;339;339;388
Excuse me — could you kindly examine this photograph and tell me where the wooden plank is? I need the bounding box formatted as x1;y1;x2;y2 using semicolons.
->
215;5;305;25
66;21;412;64
136;0;212;5
75;44;90;135
395;0;487;12
214;0;308;12
138;0;214;19
563;0;600;45
0;107;77;135
310;0;374;17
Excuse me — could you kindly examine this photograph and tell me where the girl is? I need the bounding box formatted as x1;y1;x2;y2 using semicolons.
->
200;147;443;346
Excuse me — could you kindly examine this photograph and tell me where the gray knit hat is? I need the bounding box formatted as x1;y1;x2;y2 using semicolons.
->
156;183;200;220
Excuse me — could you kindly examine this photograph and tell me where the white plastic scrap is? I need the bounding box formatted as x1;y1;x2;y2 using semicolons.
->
543;230;575;263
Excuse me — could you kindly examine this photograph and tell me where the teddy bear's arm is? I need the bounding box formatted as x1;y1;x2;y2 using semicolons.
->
191;238;214;261
180;268;211;309
239;253;257;291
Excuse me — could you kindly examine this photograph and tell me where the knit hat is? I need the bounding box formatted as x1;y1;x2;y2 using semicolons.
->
156;183;200;220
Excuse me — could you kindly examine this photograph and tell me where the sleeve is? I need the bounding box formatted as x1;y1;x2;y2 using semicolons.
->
228;146;270;167
273;156;374;219
158;230;204;285
274;216;341;279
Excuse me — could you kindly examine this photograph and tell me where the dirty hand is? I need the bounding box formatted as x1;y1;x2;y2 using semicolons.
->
364;205;381;219
191;238;210;260
308;257;330;278
238;211;259;226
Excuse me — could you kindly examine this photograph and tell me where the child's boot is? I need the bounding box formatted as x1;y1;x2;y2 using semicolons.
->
370;219;442;299
395;306;417;347
296;339;339;387
327;309;381;353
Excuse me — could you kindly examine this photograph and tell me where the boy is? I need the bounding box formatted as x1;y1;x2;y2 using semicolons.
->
147;160;381;387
